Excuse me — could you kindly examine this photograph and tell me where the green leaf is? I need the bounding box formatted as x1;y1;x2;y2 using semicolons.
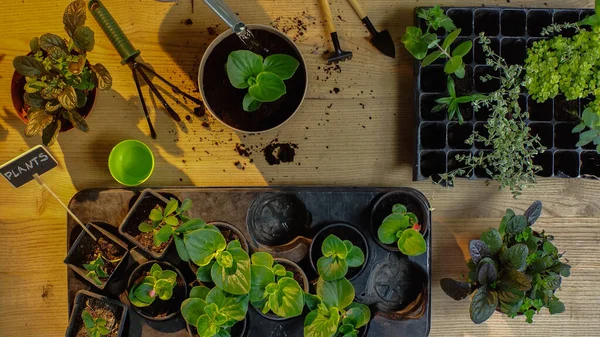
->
480;228;502;254
175;218;206;233
13;56;46;77
47;46;67;60
499;209;515;236
506;215;527;234
452;40;472;57
504;244;528;271
263;54;299;80
39;33;67;51
343;302;370;329
251;252;274;268
242;92;261;112
248;72;286;102
154;224;174;245
138;222;154;233
149;208;163;221
206;287;249;322
133;282;155;304
304;310;339;337
196;314;218;337
468;240;491;265
500;269;532;292
317;255;347;282
444;56;462;74
181;298;208;327
401;26;429;60
572;123;586;133
392;204;407;214
469;286;498;324
164;198;178;216
155;279;175;300
24;109;53;137
174;234;190;261
446;76;456;98
196;262;214;283
185;228;227;266
58;86;77;110
543;241;558;256
177;198;192;213
421;51;442;67
24;93;45;108
442;29;461;50
440;278;472;300
89;63;112;90
454;65;466;79
322;235;348;258
345;246;365;268
73;26;95;52
164;216;179;227
582;108;599;127
30;37;40;54
268;277;304;318
317;277;354;310
478;261;498;285
397;228;427;256
226;50;264;89
211;247;251;295
190;286;211;300
63;0;87;37
250;264;275;303
304;292;322;311
42;120;61;147
378;213;410;244
548;298;565;314
524;201;542;226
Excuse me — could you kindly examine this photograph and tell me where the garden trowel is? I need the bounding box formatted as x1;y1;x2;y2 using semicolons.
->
347;0;395;58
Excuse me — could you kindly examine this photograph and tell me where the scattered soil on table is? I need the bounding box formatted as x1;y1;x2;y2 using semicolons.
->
183;18;193;25
262;140;298;165
41;283;54;301
75;298;121;337
270;11;316;42
193;104;205;117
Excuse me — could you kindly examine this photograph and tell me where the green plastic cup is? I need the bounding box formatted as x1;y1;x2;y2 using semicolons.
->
108;140;154;186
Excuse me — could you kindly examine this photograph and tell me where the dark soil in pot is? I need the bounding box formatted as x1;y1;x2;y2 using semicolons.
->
187;317;247;337
202;29;307;131
127;261;187;321
189;222;249;274
309;223;369;281
66;290;127;337
370;191;430;252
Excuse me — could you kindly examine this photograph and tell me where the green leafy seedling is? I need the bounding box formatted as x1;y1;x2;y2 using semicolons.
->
12;0;112;146
81;309;110;337
573;107;600;153
128;263;178;308
181;286;249;337
83;256;109;286
434;76;487;124
226;51;300;112
317;234;365;281
378;204;426;256
249;252;304;318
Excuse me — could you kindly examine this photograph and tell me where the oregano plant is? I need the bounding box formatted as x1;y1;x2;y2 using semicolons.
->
226;50;299;112
377;204;426;256
317;234;365;282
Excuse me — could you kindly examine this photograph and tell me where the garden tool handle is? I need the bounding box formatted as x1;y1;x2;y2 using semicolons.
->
347;0;367;20
88;0;141;65
203;0;246;34
319;0;337;33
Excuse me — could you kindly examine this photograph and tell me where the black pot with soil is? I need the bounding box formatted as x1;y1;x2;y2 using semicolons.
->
65;290;127;337
126;260;188;321
309;223;369;281
64;222;129;290
119;189;174;259
199;24;308;132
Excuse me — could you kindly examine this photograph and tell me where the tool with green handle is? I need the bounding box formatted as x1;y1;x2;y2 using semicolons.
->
88;0;203;139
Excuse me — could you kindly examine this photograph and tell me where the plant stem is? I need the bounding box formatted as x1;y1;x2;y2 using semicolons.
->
436;43;452;58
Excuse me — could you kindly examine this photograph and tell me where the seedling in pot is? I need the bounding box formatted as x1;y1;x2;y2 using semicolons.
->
440;201;571;324
81;309;110;337
181;285;248;337
66;290;126;337
129;263;178;308
249;252;304;318
402;5;472;78
304;277;371;337
378;204;426;256
12;0;112;146
434;77;487;124
317;234;365;281
84;255;121;286
226;50;299;112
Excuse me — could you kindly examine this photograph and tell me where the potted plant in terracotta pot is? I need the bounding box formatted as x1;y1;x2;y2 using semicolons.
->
11;0;112;146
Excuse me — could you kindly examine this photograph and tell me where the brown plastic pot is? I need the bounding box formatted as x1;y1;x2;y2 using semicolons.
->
198;24;308;133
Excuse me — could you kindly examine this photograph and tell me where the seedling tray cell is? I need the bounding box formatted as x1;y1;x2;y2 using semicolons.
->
413;7;600;181
67;187;432;337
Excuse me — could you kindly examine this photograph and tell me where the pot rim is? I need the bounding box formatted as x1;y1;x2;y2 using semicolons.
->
198;24;308;133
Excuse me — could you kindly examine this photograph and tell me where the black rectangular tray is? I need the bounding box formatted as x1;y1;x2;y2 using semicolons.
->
66;187;432;337
413;7;600;181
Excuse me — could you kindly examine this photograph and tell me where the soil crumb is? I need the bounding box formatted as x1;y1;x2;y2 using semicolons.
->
263;140;298;165
183;19;193;25
193;105;205;117
235;143;252;157
41;283;54;301
207;27;217;35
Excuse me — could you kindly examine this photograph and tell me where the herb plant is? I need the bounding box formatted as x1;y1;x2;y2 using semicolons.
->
304;277;371;337
249;252;304;318
81;309;110;337
402;5;473;78
84;256;109;286
129;263;178;308
434;77;487;124
185;228;251;295
181;285;249;337
138;198;193;249
317;234;365;282
377;204;426;256
12;0;112;146
573;107;600;152
226;50;300;112
440;201;570;324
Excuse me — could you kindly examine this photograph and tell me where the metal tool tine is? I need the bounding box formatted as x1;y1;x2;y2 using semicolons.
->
132;66;157;139
136;63;203;105
135;64;182;122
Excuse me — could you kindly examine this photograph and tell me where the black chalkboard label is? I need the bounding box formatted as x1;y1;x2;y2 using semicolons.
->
0;145;58;188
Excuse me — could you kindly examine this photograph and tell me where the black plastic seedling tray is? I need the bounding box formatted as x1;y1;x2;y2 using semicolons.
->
414;7;600;181
66;187;432;337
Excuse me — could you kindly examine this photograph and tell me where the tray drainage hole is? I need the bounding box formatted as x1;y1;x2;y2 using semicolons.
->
474;37;499;65
527;10;552;37
474;9;500;36
533;151;553;177
447;9;473;36
581;151;600;177
528;123;553;148
528;96;553;121
554;151;580;177
448;122;473;149
420;94;446;121
420;123;446;149
448;151;472;177
474;122;492;150
420;151;446;179
501;38;526;65
555;123;580;149
501;10;526;36
420;65;447;93
474;150;494;178
553;11;580;38
474;66;500;93
554;95;580;122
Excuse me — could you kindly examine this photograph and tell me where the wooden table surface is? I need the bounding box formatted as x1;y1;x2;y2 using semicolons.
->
1;0;599;336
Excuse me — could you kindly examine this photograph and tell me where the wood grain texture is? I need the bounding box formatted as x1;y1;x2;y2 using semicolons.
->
0;0;598;336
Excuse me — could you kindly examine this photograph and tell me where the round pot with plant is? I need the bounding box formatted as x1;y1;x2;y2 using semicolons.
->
10;0;112;146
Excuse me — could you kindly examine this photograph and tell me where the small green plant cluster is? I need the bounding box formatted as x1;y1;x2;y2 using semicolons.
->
81;309;110;337
250;252;304;318
573;107;600;152
129;263;178;308
84;256;109;286
377;204;426;256
138;198;193;248
434;77;487;124
317;234;365;282
440;201;570;324
12;0;111;146
226;50;300;112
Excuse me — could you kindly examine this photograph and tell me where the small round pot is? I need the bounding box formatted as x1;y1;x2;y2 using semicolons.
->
187;316;247;337
198;24;308;133
309;223;369;281
127;260;187;321
252;257;309;321
370;190;431;252
189;222;250;275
